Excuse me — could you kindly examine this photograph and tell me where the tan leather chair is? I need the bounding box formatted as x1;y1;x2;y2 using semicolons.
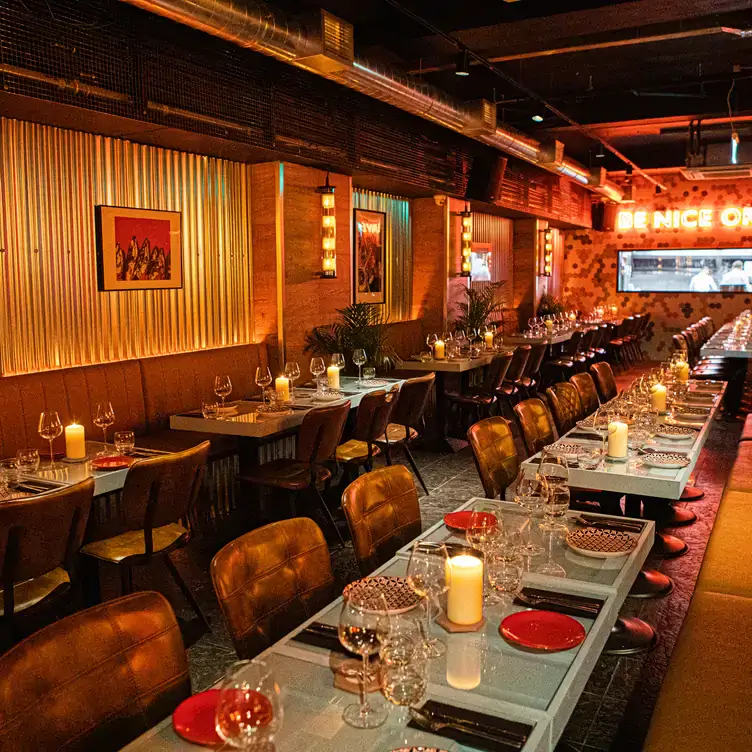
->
590;362;618;403
336;387;396;472
1;478;94;640
342;465;422;576
211;518;335;659
570;372;600;415
239;402;350;545
0;591;190;752
467;417;520;500
514;397;556;457
80;442;210;629
546;382;583;435
376;373;435;496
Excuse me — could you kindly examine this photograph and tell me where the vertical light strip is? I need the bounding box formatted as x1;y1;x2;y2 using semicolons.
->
0;118;254;375
275;162;286;361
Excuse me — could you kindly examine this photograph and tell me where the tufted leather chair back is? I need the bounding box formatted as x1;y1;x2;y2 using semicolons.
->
505;346;531;382
296;401;350;463
211;518;335;659
389;373;435;434
1;478;94;618
514;398;556;457
546;383;583;435
0;591;190;752
480;351;514;393
570;372;600;416
342;465;422;576
467;417;520;500
522;343;548;379
590;362;618;403
352;390;395;444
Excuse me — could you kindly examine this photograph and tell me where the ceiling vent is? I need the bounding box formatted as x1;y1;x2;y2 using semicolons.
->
296;11;354;74
681;165;752;180
463;99;497;136
682;140;752;179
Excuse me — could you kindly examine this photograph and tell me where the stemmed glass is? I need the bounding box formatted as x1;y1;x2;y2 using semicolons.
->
514;470;544;556
310;357;326;395
331;353;345;387
38;411;63;467
338;592;388;729
215;659;282;749
537;451;570;532
426;333;437;359
536;526;567;579
284;362;300;401
466;501;503;555
94;402;115;455
214;374;233;409
255;367;272;410
406;541;451;659
353;349;367;384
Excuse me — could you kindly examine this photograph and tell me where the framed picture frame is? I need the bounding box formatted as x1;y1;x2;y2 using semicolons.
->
353;208;387;305
95;205;183;291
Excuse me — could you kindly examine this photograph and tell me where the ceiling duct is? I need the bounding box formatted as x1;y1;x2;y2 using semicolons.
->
682;140;752;180
118;0;623;201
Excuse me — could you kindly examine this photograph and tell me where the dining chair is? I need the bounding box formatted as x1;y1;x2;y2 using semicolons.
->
211;517;335;659
516;342;548;397
79;441;211;630
495;345;531;414
546;382;584;435
514;398;557;457
238;401;350;545
0;591;190;752
570;372;601;416
590;362;618;403
1;477;94;645
375;373;435;496
543;330;583;382
467;417;520;500
575;328;598;373
342;465;422;576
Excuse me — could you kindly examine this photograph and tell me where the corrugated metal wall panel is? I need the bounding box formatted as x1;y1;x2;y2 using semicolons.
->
0;118;254;375
471;212;514;304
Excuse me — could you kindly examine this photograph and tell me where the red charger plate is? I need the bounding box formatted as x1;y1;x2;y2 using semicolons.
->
173;689;273;747
500;610;586;652
444;510;497;532
90;455;132;471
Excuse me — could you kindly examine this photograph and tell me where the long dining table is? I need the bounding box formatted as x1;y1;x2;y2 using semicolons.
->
122;501;654;752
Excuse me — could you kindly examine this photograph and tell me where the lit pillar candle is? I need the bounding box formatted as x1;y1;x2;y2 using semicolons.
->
650;383;667;412
327;365;340;390
484;331;494;350
434;340;445;360
275;376;290;402
607;421;629;458
446;554;484;625
675;360;690;383
446;634;482;690
65;423;86;460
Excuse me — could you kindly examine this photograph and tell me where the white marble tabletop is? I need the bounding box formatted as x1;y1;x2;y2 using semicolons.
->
701;322;752;358
400;354;495;372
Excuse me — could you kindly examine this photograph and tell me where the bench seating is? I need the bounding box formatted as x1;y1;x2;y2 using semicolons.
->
0;343;268;461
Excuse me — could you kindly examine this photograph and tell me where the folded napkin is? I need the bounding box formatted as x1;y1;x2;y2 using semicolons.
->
578;514;644;532
290;623;377;662
408;701;532;752
514;587;604;620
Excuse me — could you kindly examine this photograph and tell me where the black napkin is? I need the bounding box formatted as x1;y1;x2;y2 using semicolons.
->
579;515;644;533
514;587;604;620
567;431;601;441
290;623;377;661
408;700;533;752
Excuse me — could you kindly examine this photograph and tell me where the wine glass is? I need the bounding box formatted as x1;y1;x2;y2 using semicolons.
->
513;470;545;556
353;349;367;384
338;592;388;729
539;477;571;532
331;352;346;372
380;647;427;722
255;367;272;410
284;362;300;400
466;501;503;554
16;448;40;475
93;403;115;455
215;659;282;749
38;411;63;468
426;333;437;359
310;357;326;395
214;374;233;409
406;541;451;658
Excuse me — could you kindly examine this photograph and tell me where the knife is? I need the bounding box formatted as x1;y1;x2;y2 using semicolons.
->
409;707;525;750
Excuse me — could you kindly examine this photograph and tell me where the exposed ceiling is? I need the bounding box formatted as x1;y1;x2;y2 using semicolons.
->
275;0;752;170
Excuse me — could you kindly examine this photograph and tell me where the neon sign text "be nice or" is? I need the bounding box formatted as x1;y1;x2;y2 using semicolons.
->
617;207;752;231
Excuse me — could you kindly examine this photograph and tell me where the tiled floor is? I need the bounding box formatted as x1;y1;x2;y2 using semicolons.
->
122;363;739;751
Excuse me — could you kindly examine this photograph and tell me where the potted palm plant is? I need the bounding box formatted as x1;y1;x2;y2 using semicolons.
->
452;282;507;333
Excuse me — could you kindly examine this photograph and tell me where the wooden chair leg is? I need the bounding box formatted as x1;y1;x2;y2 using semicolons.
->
120;565;133;596
164;555;211;633
402;444;429;496
314;486;347;547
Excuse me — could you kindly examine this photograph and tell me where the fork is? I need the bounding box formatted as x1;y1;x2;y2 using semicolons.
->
517;591;600;614
410;707;525;749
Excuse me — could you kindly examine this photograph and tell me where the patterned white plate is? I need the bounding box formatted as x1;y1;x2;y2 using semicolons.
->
566;528;637;559
342;576;422;614
641;452;691;469
655;425;698;440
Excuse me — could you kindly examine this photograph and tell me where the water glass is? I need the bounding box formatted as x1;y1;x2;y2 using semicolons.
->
380;657;427;708
215;659;282;749
577;446;603;470
487;552;523;600
362;367;376;381
201;401;220;419
0;459;19;491
16;449;40;474
114;431;135;455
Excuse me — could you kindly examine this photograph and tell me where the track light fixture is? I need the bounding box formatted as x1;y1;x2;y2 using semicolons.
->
455;49;470;77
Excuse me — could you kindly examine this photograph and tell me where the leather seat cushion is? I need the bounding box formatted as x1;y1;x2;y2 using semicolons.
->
375;424;419;444
740;414;752;441
137;429;238;460
336;439;381;463
80;523;189;563
239;459;331;491
644;590;752;752
0;567;70;616
446;393;494;406
727;443;752;492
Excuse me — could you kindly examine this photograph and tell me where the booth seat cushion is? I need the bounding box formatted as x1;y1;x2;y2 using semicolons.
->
140;344;268;430
741;413;752;441
726;442;752;492
643;590;752;752
137;428;238;460
694;488;752;598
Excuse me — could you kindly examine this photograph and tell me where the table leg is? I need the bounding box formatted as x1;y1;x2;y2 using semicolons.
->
417;371;456;454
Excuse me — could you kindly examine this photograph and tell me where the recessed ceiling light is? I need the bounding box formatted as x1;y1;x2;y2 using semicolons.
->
531;114;544;122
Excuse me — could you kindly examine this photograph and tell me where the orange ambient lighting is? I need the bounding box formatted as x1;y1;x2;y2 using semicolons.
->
617;207;752;231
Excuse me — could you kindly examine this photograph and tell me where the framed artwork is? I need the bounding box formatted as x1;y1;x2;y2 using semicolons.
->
353;208;386;305
95;205;183;291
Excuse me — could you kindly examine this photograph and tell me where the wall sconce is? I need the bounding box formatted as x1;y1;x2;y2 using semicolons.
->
316;173;336;278
540;227;553;276
460;204;472;278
